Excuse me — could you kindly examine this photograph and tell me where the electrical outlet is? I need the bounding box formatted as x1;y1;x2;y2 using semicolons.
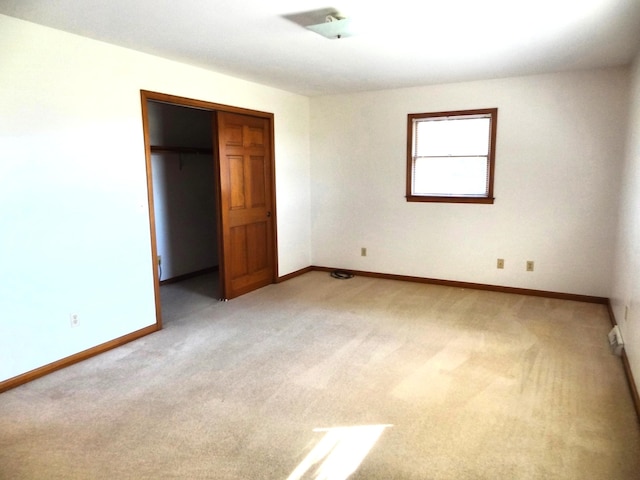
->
361;247;367;257
70;313;80;328
158;255;162;266
497;258;504;269
526;261;534;272
625;306;629;321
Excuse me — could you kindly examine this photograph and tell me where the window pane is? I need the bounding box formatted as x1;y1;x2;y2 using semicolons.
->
413;156;488;196
415;117;490;157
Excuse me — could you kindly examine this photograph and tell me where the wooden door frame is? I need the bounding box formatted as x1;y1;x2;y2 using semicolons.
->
140;90;279;328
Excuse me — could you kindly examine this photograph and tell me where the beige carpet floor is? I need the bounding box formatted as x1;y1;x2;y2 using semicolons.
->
1;271;639;479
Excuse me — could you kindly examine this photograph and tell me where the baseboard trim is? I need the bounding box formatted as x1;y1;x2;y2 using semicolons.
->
606;300;640;423
605;299;618;327
311;266;608;304
0;324;159;394
277;266;314;283
621;349;640;423
160;266;219;285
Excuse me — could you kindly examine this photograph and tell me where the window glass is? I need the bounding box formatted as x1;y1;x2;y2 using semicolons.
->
407;109;497;203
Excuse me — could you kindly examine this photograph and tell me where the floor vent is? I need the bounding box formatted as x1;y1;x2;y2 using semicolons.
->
608;325;624;356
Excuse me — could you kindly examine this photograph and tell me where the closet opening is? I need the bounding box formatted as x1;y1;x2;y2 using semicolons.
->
141;90;278;328
147;100;221;324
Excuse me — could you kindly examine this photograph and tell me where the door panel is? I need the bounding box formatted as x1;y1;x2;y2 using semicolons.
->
250;156;266;207
217;111;275;299
230;225;248;279
229;155;246;209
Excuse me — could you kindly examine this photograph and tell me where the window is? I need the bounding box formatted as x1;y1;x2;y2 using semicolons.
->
406;108;498;204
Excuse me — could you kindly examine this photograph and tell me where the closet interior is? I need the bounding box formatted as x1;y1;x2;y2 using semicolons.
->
147;101;221;321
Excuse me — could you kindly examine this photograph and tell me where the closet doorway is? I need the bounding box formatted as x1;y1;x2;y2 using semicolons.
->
141;91;278;328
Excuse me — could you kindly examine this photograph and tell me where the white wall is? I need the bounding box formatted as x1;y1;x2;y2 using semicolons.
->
151;153;218;279
310;68;629;297
0;15;311;382
611;50;640;393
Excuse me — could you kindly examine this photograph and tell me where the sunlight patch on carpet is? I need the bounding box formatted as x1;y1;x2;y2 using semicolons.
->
287;424;393;480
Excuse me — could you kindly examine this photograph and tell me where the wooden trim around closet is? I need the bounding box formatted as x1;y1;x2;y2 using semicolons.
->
141;89;279;304
140;95;163;329
141;90;274;118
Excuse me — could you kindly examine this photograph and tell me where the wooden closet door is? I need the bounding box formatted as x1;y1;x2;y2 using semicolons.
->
216;111;275;299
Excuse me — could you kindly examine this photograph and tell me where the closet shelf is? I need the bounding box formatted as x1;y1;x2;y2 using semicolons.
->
150;145;213;155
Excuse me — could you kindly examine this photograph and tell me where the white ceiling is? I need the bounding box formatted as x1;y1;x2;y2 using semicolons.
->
2;0;640;96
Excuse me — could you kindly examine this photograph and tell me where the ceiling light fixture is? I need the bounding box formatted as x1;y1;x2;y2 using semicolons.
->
306;13;354;39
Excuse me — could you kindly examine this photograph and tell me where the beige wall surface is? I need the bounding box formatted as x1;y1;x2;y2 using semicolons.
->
310;68;629;297
612;48;640;397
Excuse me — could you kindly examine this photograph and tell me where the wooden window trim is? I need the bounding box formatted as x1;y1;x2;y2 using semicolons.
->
406;108;498;204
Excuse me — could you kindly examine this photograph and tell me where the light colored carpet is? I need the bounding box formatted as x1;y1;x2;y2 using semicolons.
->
1;271;639;479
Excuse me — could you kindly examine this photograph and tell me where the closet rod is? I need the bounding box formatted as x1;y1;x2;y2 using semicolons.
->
150;145;213;155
